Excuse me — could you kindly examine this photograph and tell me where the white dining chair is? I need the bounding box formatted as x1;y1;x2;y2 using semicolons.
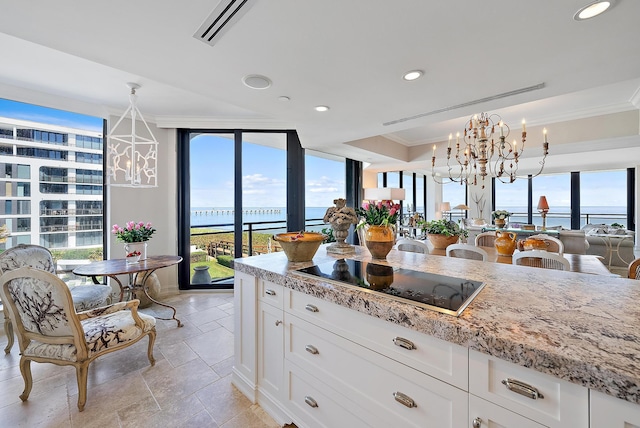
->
513;250;570;271
446;243;488;261
475;231;496;247
395;238;430;254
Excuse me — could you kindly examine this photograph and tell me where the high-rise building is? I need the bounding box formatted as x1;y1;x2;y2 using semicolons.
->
0;116;103;250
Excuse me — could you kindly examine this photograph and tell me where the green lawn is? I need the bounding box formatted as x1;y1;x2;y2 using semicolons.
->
190;259;234;280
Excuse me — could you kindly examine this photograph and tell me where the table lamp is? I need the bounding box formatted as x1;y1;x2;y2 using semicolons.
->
452;204;469;221
537;196;549;231
440;202;451;220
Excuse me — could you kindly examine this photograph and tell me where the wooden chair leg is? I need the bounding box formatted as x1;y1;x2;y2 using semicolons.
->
147;329;156;366
75;363;89;411
3;312;14;354
19;358;32;402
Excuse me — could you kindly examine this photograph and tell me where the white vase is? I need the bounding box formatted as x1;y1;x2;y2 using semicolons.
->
124;241;148;260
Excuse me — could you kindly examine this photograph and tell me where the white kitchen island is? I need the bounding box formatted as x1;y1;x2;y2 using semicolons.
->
232;244;640;427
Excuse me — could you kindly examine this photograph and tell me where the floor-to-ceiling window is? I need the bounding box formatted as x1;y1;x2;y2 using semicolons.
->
179;129;308;289
0;98;105;281
402;172;414;214
415;174;425;215
494;178;529;226
305;151;346;232
532;173;571;229
442;184;467;222
580;170;628;227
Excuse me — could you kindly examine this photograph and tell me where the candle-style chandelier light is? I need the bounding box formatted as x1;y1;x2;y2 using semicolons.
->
431;112;549;189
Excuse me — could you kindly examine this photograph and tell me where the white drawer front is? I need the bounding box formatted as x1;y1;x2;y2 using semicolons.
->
286;360;375;428
590;389;640;427
469;350;588;428
287;289;468;389
286;313;468;428
470;395;545;428
258;279;284;307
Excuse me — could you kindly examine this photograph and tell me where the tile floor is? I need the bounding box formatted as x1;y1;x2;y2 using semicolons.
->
0;291;281;428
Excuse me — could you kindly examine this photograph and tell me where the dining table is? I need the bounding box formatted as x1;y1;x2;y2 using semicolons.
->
430;245;616;276
73;255;184;327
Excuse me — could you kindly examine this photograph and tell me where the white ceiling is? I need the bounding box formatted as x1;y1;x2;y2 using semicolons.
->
0;0;639;175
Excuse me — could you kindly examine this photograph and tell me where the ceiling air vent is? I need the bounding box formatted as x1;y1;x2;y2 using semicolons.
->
194;0;258;46
383;83;546;126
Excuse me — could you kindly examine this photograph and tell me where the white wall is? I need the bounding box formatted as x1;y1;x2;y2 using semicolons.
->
107;116;179;296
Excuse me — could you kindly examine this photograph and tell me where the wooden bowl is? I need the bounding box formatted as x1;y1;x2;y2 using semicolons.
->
273;232;325;262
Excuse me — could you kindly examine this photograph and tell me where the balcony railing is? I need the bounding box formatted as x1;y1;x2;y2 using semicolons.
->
40;208;103;216
40;224;103;233
447;211;628;229
190;217;326;258
39;175;103;184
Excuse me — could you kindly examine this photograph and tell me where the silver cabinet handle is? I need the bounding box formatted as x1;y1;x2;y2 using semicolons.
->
304;396;318;408
305;304;319;312
472;417;482;428
393;391;417;408
305;344;319;355
275;320;282;326
265;289;276;296
393;337;416;350
502;378;544;400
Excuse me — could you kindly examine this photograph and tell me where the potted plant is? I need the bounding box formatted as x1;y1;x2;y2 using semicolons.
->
420;219;468;250
356;200;401;259
112;221;156;260
492;210;512;228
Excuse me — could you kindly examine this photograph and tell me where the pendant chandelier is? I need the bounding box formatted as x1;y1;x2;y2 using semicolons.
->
431;112;549;189
107;83;158;188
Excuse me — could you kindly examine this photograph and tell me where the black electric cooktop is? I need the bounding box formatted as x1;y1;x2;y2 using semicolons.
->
295;259;484;317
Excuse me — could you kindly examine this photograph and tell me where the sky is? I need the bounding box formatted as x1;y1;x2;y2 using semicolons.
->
185;134;347;208
0;98;102;132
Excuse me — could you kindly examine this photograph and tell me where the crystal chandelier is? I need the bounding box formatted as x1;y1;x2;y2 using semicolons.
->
107;83;158;187
431;112;549;189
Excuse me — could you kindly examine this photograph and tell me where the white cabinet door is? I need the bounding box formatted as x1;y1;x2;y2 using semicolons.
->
591;389;640;427
258;300;284;402
232;271;257;400
469;395;545;428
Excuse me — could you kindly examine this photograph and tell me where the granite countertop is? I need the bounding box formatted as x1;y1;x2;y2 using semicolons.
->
234;244;640;405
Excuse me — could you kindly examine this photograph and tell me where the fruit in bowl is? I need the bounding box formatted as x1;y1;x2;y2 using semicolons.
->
272;231;325;262
126;250;141;264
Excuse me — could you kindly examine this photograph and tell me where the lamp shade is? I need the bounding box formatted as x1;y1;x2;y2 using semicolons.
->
453;204;469;210
440;202;451;212
363;187;406;201
537;196;549;211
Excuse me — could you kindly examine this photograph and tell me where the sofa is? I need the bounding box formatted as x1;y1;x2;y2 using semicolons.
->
582;224;636;267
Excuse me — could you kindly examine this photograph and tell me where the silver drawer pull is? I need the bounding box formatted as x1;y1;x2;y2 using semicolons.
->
265;289;276;296
304;396;318;408
305;304;319;312
393;337;416;350
275;320;282;326
472;417;482;428
393;391;417;408
502;378;544;400
305;344;319;355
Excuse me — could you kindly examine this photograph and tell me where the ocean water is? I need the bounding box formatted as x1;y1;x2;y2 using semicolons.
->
191;207;330;232
462;205;628;230
191;206;629;232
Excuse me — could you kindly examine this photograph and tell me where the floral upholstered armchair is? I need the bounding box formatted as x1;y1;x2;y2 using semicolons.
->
0;266;156;411
0;244;112;354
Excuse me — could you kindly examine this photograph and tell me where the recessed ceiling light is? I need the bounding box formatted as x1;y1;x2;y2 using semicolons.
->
403;70;424;81
277;96;290;101
315;105;330;112
573;1;614;20
242;74;272;89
